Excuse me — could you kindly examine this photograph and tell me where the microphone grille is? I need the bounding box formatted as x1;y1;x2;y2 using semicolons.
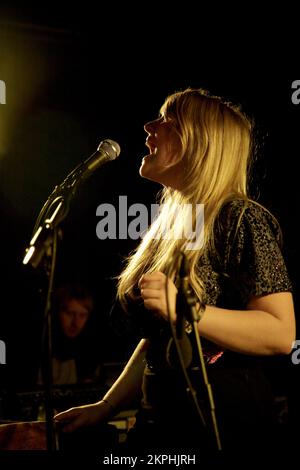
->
98;139;121;160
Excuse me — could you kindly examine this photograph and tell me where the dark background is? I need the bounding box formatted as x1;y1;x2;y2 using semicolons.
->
0;4;299;435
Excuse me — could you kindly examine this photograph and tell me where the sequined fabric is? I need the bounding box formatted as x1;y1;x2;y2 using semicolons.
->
145;199;292;369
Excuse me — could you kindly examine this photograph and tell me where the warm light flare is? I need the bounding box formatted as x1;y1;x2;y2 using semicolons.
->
22;245;35;265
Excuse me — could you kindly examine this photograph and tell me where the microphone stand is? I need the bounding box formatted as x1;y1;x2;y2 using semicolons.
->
22;140;120;451
165;262;206;430
22;175;81;452
40;226;59;451
177;254;222;451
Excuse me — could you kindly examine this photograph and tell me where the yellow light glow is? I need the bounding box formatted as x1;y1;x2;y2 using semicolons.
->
22;246;35;265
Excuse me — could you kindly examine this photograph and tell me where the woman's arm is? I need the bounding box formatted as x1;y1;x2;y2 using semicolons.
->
139;272;295;356
54;338;148;432
196;292;295;355
102;337;148;409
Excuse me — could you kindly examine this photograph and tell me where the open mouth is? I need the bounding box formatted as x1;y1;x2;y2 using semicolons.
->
146;139;158;155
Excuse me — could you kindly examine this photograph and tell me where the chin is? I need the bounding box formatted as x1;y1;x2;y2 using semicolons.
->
140;169;157;182
139;162;152;179
139;161;169;186
66;331;80;339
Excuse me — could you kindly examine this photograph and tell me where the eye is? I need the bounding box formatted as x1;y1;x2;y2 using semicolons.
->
80;312;89;320
159;113;169;123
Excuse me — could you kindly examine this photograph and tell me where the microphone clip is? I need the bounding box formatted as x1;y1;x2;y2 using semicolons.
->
175;252;204;339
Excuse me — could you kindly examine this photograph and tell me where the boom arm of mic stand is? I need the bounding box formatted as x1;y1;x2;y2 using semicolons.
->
23;172;80;269
33;168;82;234
23;197;66;269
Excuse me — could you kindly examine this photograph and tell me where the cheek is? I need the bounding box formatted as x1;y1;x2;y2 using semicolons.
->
60;313;71;329
165;134;181;163
78;318;88;329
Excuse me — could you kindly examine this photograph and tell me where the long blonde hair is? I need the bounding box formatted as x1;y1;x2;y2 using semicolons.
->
117;88;253;309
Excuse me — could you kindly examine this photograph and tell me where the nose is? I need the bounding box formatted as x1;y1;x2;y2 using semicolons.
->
144;119;157;134
70;315;78;328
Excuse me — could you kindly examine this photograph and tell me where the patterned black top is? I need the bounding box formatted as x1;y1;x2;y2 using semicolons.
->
203;199;292;307
141;199;293;369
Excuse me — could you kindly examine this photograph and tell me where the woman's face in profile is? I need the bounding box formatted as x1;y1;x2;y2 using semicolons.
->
59;298;90;339
140;116;183;188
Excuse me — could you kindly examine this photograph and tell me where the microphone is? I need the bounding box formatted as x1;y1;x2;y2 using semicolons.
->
22;139;121;268
64;139;121;185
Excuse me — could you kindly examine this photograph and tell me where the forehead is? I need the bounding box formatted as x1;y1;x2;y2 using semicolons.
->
62;298;90;315
160;93;179;113
160;102;172;117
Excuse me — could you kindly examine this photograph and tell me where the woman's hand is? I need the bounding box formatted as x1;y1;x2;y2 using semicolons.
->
54;400;112;433
139;271;177;322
